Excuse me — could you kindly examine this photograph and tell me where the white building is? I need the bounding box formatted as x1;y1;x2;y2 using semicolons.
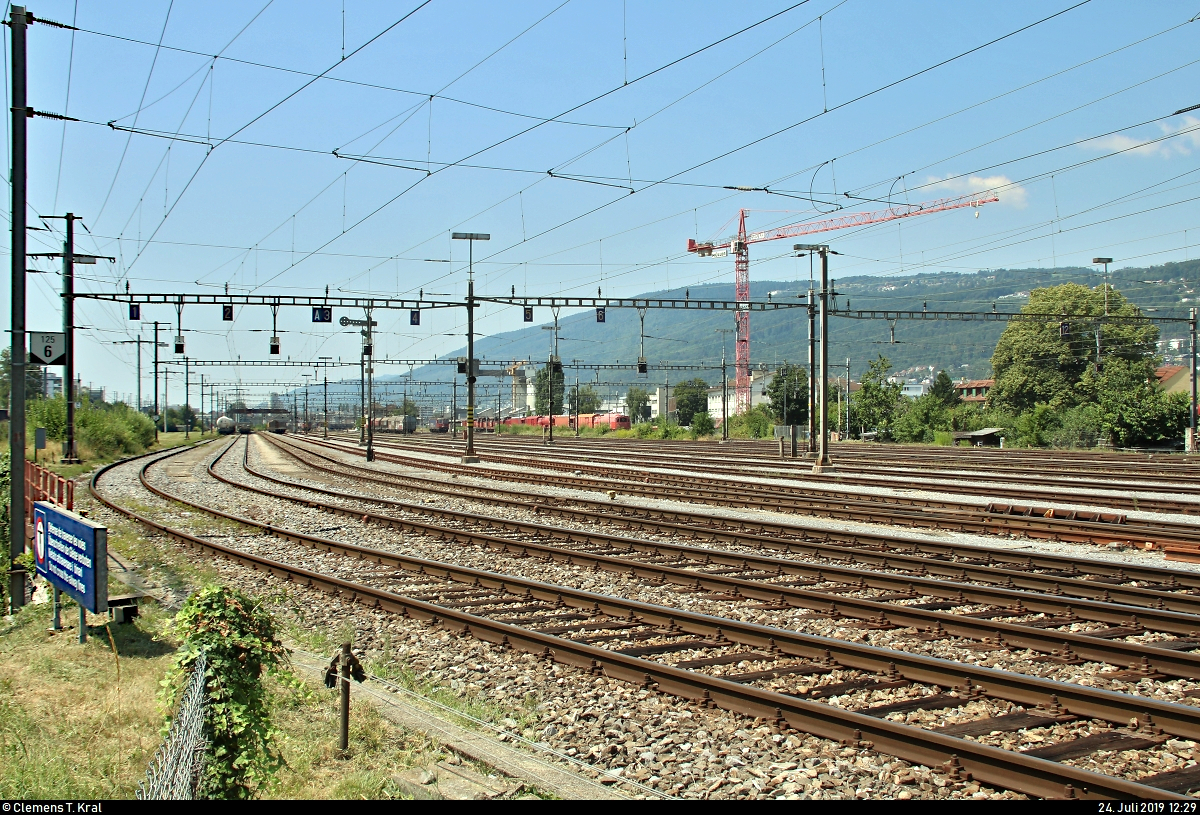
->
901;381;932;398
41;371;62;399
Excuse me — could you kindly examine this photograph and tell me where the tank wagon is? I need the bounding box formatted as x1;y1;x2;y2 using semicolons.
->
215;416;236;435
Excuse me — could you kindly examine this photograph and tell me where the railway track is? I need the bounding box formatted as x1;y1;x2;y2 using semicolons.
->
392;433;1200;512
316;434;1200;555
241;434;1200;680
478;435;1200;484
260;433;1200;611
89;438;1200;799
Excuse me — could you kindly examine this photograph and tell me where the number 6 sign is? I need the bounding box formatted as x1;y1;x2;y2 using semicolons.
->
29;332;66;365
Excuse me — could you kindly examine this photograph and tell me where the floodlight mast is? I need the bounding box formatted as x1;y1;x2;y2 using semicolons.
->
687;192;999;416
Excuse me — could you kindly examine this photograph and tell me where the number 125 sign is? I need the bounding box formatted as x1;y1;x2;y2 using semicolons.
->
29;332;65;365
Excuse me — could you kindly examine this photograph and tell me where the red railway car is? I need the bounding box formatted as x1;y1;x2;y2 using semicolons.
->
500;413;630;430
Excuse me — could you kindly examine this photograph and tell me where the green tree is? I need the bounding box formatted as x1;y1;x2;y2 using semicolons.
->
930;370;958;406
1095;358;1191;447
849;355;902;437
568;384;602;415
626;386;650;422
728;403;775;438
764;363;808;425
892;393;952;443
988;283;1158;414
533;365;564;415
691;411;715;438
0;346;45;405
672;378;710;426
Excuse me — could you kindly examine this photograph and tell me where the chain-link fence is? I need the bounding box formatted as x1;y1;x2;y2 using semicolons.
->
137;651;208;800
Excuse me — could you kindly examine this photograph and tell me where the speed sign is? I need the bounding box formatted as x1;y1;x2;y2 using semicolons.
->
29;332;65;365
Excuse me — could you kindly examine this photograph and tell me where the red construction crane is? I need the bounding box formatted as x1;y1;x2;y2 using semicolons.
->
687;192;999;414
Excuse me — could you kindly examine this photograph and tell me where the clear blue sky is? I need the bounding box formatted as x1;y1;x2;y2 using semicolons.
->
5;0;1200;402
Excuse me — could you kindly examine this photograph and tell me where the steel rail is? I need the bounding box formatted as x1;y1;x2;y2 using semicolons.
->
452;444;1198;546
415;434;1200;509
208;436;1200;680
485;433;1200;474
297;435;1200;590
85;444;1197;799
261;432;1200;615
468;435;1200;514
398;435;1200;530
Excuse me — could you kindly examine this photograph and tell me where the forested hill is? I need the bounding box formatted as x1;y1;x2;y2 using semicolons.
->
381;259;1200;390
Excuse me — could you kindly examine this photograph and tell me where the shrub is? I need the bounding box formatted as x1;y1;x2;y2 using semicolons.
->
26;397;155;458
164;585;286;799
691;412;715;438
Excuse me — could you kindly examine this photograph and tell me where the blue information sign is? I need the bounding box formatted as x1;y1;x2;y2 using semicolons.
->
33;502;108;613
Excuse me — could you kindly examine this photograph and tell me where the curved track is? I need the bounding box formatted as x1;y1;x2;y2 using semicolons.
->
87;437;1200;799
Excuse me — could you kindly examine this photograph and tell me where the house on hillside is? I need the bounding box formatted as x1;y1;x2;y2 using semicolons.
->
954;378;994;403
1157;364;1191;395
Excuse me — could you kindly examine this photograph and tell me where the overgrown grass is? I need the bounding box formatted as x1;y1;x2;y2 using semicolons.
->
0;600;177;799
283;619;538;735
2;428;209;481
0;596;441;800
268;671;431;799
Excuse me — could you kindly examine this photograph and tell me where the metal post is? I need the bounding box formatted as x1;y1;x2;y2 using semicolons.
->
547;352;554;444
452;379;457;438
813;249;833;472
358;349;365;444
1192;308;1197;453
199;375;204;434
365;309;374;461
338;642;350;754
162;368;169;435
844;358;851;440
9;6;28;611
464;258;478;462
575;373;580;437
52;587;61;630
721;358;728;440
153;322;161;441
807;284;816;455
324;373;329;439
62;213;80;462
184;358;190;439
78;603;86;644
